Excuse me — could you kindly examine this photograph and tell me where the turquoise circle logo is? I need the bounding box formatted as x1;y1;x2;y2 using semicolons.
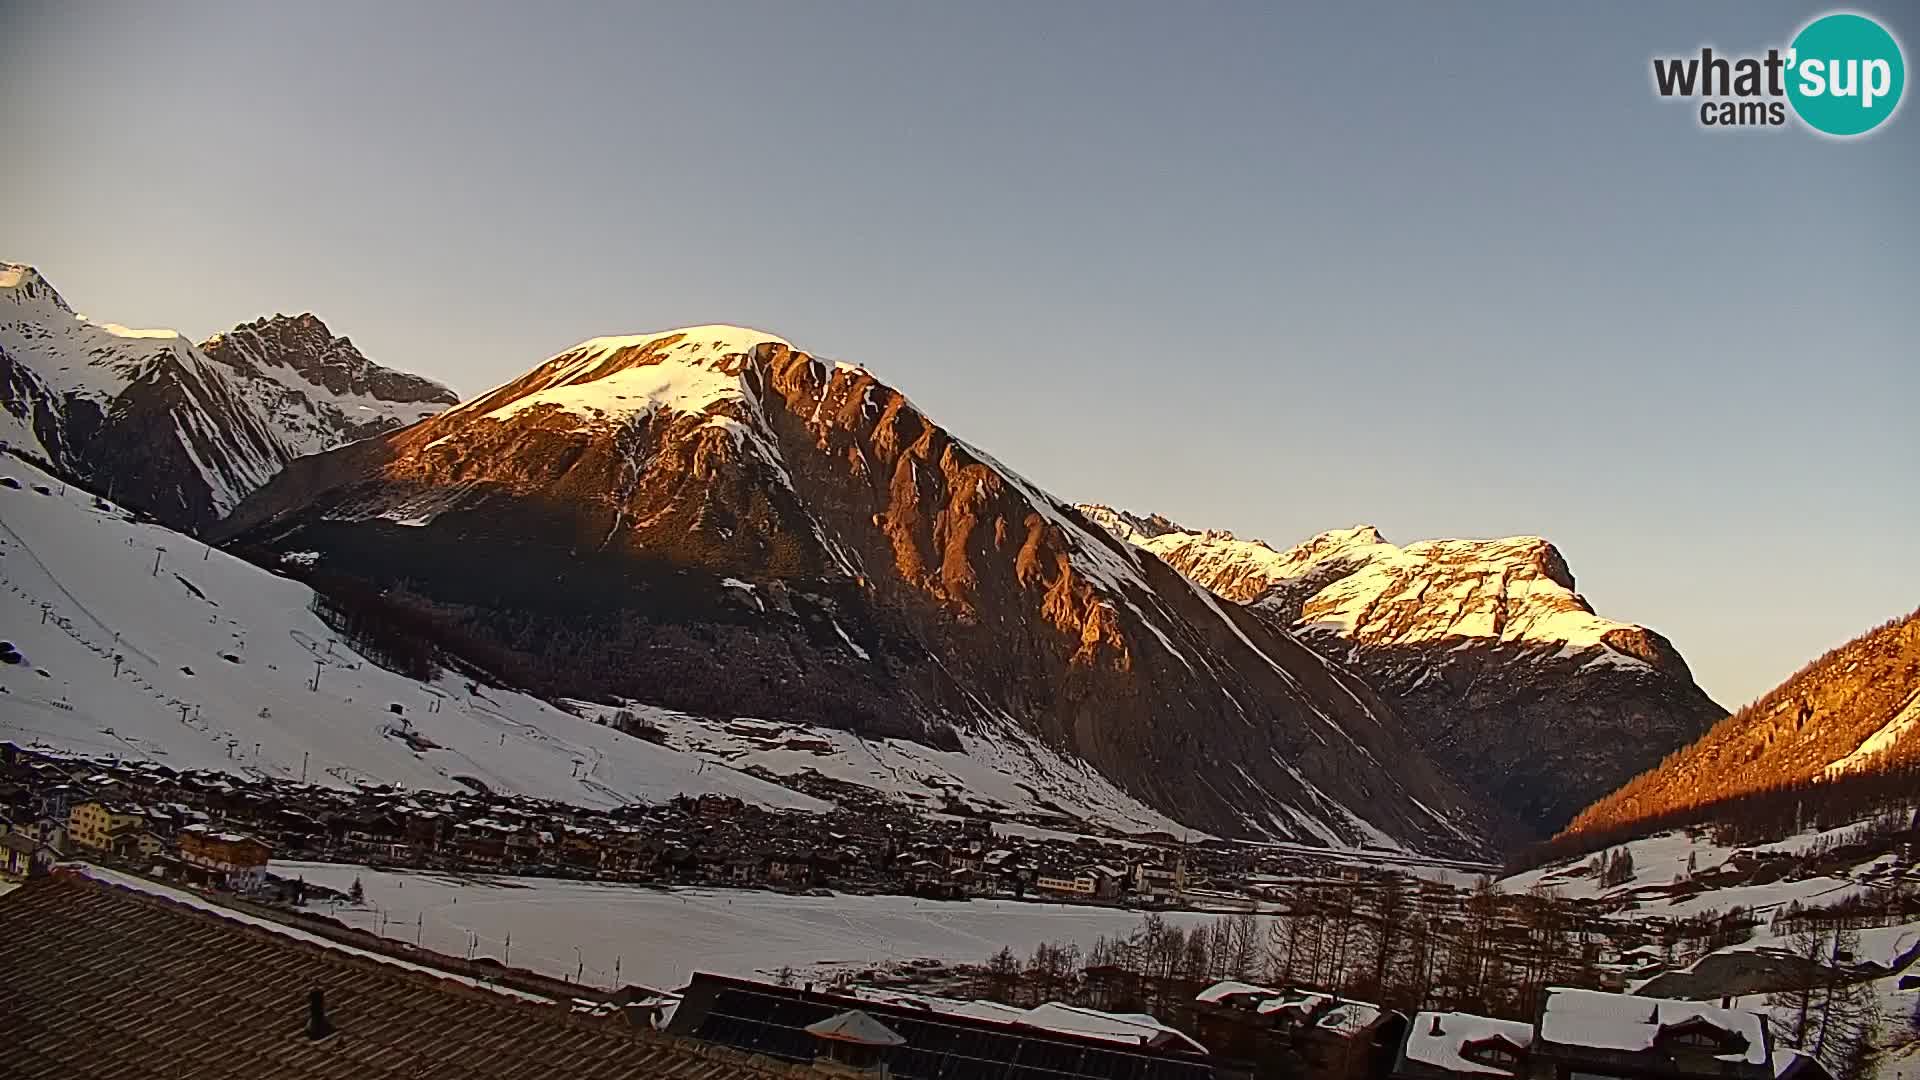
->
1787;13;1905;136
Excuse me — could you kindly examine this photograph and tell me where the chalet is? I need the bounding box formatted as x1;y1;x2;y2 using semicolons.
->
107;827;166;861
36;781;84;819
725;855;760;885
1087;865;1126;901
695;793;746;820
453;820;510;864
67;800;147;851
1394;1011;1535;1080
1531;987;1772;1080
404;810;448;851
1394;990;1773;1080
345;810;406;852
558;827;605;868
1195;982;1401;1080
504;826;544;864
178;825;273;891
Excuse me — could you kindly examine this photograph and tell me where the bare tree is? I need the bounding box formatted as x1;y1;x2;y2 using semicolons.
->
1361;874;1412;1001
983;946;1022;1004
1226;910;1262;982
1768;926;1882;1080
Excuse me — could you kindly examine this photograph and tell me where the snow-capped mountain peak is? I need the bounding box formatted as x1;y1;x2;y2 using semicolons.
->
1078;505;1725;836
0;264;460;532
1077;503;1188;546
198;312;459;451
0;263;73;314
447;325;787;430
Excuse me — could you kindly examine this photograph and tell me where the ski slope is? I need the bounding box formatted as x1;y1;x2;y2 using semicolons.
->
0;455;825;811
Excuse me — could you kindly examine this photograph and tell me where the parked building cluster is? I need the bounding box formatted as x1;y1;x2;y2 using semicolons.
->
0;741;1219;904
0;742;274;890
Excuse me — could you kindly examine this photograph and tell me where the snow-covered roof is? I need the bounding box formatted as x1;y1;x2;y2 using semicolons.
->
805;1009;905;1046
1405;1012;1535;1076
1258;991;1331;1017
1196;979;1281;1004
844;988;1206;1053
1318;1001;1383;1032
1023;1002;1206;1052
1538;988;1767;1066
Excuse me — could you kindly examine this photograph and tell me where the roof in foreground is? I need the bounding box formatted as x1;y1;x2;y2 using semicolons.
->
0;867;774;1080
670;971;1216;1080
1539;986;1769;1066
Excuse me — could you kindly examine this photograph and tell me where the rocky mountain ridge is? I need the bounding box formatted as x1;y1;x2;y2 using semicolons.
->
0;264;457;532
218;325;1495;853
1078;508;1726;836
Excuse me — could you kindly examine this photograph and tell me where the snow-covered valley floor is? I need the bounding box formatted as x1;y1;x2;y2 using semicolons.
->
281;860;1226;992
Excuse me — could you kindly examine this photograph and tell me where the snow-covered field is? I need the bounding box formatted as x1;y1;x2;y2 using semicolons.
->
281;860;1227;991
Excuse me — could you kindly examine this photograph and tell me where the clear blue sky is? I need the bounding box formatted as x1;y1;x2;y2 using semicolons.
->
4;1;1914;710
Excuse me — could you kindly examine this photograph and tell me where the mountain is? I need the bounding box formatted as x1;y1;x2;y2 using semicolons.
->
0;264;456;532
217;326;1493;853
1566;606;1920;837
1077;511;1725;837
198;313;459;448
1076;505;1184;546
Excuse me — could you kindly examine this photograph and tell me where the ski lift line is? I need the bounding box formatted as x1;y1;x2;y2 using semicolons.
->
0;513;161;666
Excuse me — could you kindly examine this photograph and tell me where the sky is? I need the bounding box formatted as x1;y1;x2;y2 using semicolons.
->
3;1;1914;710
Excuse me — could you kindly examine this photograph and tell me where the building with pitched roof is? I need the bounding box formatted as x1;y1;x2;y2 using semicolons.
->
0;865;784;1079
1392;989;1774;1080
669;972;1216;1080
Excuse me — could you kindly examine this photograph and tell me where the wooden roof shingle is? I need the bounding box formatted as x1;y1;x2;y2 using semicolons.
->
0;869;781;1080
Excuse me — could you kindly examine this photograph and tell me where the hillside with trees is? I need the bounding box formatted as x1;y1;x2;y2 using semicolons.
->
1563;607;1920;839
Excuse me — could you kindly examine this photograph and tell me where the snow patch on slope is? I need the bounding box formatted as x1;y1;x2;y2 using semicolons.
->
1823;689;1920;777
566;703;1198;838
